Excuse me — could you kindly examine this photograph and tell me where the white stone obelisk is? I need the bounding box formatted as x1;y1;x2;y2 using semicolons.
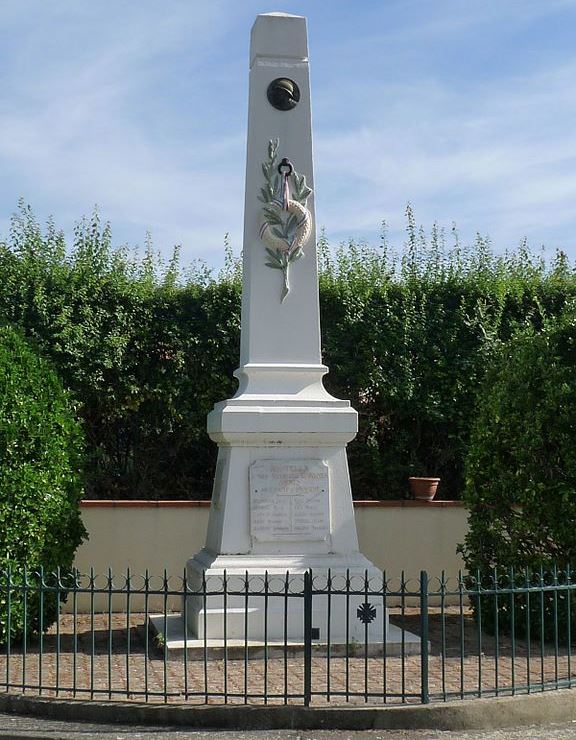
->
186;12;385;644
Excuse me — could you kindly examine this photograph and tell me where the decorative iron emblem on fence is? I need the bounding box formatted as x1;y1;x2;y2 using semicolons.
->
356;602;377;625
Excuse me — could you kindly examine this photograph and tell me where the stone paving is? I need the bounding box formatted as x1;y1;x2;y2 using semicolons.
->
3;716;576;739
0;607;573;706
2;717;576;740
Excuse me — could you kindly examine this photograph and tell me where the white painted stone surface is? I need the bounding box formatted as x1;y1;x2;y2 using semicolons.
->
240;12;319;371
186;12;384;644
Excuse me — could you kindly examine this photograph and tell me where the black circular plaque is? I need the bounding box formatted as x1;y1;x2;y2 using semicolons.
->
267;78;300;111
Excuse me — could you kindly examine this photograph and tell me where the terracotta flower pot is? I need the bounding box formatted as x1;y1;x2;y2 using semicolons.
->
408;477;440;501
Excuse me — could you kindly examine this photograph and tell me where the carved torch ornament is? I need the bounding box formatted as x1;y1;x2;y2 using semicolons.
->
258;138;313;302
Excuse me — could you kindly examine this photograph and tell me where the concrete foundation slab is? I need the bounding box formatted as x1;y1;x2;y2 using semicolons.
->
149;613;425;658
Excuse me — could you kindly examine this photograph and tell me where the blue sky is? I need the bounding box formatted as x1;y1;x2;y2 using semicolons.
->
1;0;576;267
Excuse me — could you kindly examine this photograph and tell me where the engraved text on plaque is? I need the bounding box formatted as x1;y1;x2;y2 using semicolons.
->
250;460;330;541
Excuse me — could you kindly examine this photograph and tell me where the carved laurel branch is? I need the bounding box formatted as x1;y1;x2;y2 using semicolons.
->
258;138;313;301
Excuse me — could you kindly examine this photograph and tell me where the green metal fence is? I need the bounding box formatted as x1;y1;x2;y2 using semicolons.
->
0;566;574;705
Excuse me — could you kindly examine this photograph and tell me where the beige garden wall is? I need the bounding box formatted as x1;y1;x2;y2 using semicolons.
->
69;500;468;611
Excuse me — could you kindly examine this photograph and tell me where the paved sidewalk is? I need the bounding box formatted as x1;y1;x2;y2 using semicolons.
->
1;714;576;739
0;607;573;704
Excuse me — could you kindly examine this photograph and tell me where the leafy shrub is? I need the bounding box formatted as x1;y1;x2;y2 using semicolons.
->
460;311;576;637
465;566;576;643
0;325;86;644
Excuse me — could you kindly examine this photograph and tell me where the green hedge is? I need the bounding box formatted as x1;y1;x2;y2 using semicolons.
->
0;325;86;644
1;202;574;500
319;225;576;499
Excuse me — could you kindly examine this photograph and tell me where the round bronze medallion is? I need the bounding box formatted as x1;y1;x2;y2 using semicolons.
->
267;78;300;111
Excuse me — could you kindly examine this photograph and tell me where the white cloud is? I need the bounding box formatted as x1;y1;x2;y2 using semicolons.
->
1;0;576;265
0;1;249;260
313;55;576;253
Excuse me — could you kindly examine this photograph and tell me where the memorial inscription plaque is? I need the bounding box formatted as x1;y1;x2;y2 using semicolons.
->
250;459;330;541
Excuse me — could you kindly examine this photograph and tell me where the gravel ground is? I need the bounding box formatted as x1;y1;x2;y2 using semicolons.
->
1;715;576;740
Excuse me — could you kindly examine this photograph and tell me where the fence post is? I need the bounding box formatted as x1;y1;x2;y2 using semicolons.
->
303;569;312;706
420;570;430;704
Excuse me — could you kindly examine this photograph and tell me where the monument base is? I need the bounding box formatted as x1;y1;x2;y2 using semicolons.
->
149;614;424;659
185;550;388;645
